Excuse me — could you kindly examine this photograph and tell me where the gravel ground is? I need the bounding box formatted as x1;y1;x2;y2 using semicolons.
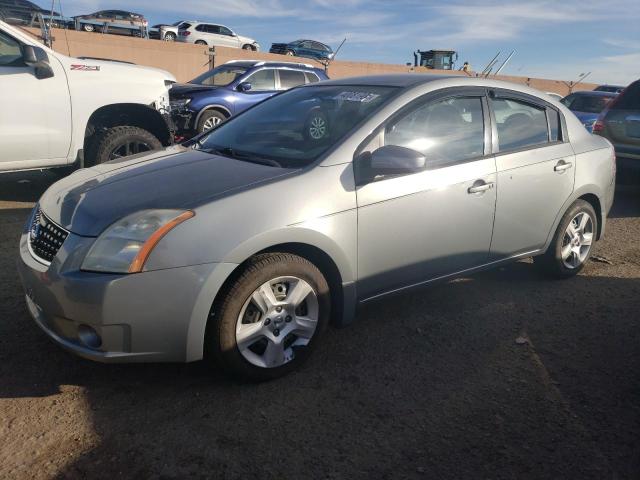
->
0;171;639;480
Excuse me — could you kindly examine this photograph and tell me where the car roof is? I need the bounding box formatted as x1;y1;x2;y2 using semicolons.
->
571;90;618;97
224;60;320;70
318;74;458;87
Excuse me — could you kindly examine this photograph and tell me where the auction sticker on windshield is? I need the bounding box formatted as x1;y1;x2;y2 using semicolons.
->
333;91;381;103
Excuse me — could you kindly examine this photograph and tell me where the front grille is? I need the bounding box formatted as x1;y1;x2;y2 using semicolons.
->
28;207;69;264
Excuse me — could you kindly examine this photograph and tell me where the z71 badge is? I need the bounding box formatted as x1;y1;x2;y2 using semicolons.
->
70;64;100;71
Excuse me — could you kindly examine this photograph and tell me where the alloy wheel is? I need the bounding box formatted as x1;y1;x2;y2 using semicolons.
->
308;116;327;140
561;212;594;269
202;116;223;132
235;276;319;368
109;141;152;160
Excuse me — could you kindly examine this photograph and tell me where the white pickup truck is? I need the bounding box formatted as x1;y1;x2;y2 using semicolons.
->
0;20;176;173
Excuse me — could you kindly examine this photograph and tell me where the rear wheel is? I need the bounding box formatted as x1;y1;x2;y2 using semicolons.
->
82;23;94;32
87;126;162;166
304;110;329;142
207;253;330;381
534;199;597;277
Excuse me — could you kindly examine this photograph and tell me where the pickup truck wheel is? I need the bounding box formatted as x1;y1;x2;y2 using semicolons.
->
89;126;162;165
197;110;227;133
207;253;330;380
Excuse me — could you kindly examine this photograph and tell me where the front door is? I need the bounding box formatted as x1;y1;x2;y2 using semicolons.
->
488;94;575;258
356;91;497;299
234;69;278;114
0;30;71;170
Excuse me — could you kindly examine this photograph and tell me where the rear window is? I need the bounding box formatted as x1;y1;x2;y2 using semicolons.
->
278;70;306;89
569;95;613;114
305;72;320;83
611;82;640;110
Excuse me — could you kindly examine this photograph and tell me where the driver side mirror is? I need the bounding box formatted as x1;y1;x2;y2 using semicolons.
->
22;45;54;80
237;82;252;92
356;145;426;186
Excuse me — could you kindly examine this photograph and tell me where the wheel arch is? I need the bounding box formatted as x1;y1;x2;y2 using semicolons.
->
194;105;232;128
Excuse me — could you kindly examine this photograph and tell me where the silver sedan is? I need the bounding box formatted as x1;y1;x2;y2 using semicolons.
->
18;74;616;380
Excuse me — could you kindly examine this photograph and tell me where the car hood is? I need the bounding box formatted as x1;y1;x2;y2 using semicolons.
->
170;83;222;98
39;146;296;237
238;35;257;45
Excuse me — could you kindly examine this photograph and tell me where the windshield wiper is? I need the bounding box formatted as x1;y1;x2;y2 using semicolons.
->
204;146;282;168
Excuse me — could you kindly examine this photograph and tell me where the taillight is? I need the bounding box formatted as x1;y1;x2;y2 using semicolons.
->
592;109;607;134
180;31;190;36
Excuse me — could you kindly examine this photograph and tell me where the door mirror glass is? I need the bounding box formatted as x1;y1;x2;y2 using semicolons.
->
21;45;54;80
357;145;426;185
237;82;252;92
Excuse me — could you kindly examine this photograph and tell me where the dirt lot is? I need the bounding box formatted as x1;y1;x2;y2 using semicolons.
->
0;171;639;480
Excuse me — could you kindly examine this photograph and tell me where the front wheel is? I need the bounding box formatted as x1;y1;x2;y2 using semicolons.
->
207;253;330;380
197;110;227;133
87;126;162;165
81;23;94;32
164;32;176;41
195;40;207;46
242;44;253;50
534;199;597;277
304;110;329;142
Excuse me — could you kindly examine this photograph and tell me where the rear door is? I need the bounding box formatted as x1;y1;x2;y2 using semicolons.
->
276;69;306;91
601;81;640;159
489;91;575;258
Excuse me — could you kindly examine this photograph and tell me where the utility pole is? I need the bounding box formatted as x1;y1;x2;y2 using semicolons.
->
562;72;592;94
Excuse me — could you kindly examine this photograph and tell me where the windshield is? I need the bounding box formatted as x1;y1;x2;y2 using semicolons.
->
570;95;614;114
195;85;399;168
190;65;248;86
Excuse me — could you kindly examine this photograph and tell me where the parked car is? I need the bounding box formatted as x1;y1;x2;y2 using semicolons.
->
594;84;626;94
149;21;185;42
18;74;615;380
0;0;57;25
0;19;175;172
561;90;617;132
269;39;334;62
177;21;259;50
594;78;640;181
74;10;147;36
170;60;328;135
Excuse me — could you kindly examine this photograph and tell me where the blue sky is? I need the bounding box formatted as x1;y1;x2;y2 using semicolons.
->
51;0;639;84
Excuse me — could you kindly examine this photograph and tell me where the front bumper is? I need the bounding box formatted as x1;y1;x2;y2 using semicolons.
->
17;230;234;363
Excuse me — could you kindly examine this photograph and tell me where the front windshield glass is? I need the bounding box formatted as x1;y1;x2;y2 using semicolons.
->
195;85;399;168
190;66;248;86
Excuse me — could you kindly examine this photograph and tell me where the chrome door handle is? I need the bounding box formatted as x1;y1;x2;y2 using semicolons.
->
468;182;494;194
554;161;573;172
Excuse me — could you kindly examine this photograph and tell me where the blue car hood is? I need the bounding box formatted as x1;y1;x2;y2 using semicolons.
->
39;146;295;236
573;111;599;124
170;83;223;98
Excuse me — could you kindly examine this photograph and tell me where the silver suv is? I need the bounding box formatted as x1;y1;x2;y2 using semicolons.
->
18;75;615;380
177;21;259;50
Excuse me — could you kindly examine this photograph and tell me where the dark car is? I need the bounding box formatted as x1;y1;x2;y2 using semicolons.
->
594;84;626;94
561;90;617;132
74;10;147;35
0;0;57;25
269;39;334;62
170;60;329;136
594;79;640;182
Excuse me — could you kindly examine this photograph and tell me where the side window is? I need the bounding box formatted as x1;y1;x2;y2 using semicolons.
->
219;26;233;36
206;25;220;34
245;69;275;91
385;96;485;168
548;109;561;142
195;24;206;32
278;69;306;89
304;72;320;83
0;31;22;67
492;98;549;151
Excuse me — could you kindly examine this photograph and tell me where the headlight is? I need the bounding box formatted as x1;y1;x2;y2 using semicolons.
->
170;98;191;110
81;210;194;274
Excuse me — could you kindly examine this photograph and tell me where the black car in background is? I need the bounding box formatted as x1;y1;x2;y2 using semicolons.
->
594;79;640;183
0;0;57;25
270;39;334;62
594;84;626;94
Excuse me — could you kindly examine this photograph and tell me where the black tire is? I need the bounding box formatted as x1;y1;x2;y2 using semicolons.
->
286;50;295;56
87;126;162;166
197;110;227;133
81;23;94;32
163;32;176;42
242;44;253;50
534;199;598;278
303;109;329;142
195;40;207;46
207;253;331;381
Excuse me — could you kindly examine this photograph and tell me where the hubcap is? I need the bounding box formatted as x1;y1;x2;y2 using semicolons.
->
202;116;223;132
561;212;594;269
236;276;319;368
308;116;326;139
109;141;151;160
